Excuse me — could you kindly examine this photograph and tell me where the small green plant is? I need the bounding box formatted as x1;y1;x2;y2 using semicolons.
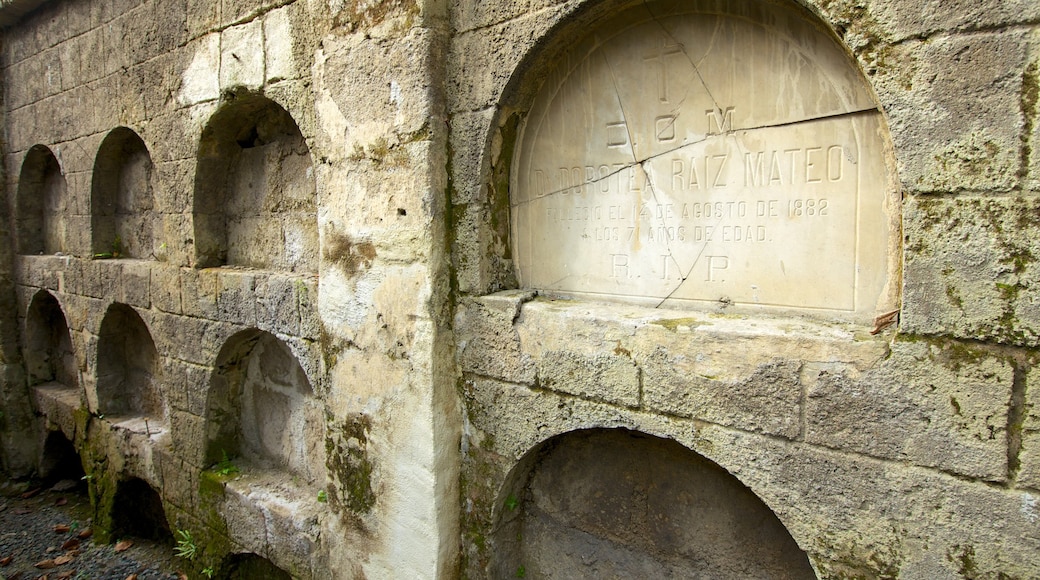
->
174;529;197;561
504;494;519;511
214;450;239;476
516;565;526;578
317;490;328;503
202;567;215;578
112;235;122;257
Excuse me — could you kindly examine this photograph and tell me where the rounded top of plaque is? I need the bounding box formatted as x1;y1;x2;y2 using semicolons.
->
511;0;898;323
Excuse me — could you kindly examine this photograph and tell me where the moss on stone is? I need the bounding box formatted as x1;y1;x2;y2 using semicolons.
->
325;413;376;514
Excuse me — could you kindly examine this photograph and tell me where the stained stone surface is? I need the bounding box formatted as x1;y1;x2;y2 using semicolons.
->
512;0;898;321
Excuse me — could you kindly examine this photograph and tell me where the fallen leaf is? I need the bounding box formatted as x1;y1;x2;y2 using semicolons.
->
60;538;79;551
53;554;73;566
114;540;133;552
177;572;188;580
20;488;41;499
54;498;67;507
56;572;74;580
77;528;93;539
34;558;56;569
126;574;138;580
14;507;31;515
0;555;12;565
53;524;70;533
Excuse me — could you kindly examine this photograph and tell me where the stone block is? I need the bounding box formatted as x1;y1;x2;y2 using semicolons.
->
223;481;269;552
219;20;264;92
180;268;219;320
186;0;221;38
151;264;182;315
448;108;494;206
450;0;532;34
454;292;536;384
902;195;1040;346
168;409;208;470
119;260;152;309
264;5;296;83
184;361;211;418
297;275;319;340
216;269;257;326
878;31;1029;194
805;339;1012;481
221;0;265;27
160;356;188;413
537;350;639;407
176;33;220;107
871;0;1040;42
256;273;300;337
1017;366;1040;490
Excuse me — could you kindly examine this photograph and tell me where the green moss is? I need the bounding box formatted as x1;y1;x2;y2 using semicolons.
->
650;317;704;331
323;232;377;276
334;0;420;33
948;544;978;578
1018;61;1038;182
325;414;376;514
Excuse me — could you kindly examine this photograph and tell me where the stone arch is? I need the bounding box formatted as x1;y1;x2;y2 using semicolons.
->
37;430;84;483
95;303;163;422
206;329;324;483
16;145;67;255
473;0;899;323
110;477;173;542
91;127;156;259
24;290;77;389
491;428;816;579
193;92;318;272
216;553;292;580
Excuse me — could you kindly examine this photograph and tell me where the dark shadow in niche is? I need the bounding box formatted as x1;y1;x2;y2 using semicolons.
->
91;127;155;259
111;477;173;543
16;145;67;255
193;91;318;273
95;304;163;424
493;428;817;579
216;553;292;580
206;329;324;484
25;290;78;389
37;430;85;484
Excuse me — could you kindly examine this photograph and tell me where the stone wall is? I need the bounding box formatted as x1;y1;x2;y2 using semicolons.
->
0;0;1036;578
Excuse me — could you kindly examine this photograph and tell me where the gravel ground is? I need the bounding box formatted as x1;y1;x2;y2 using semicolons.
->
0;478;184;580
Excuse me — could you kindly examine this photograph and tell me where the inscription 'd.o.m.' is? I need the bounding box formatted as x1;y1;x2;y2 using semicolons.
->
511;0;897;320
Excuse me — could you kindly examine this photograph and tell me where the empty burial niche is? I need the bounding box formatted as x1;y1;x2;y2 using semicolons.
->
193;93;318;272
111;478;173;542
16;145;67;255
38;431;85;484
493;429;816;579
96;304;163;425
216;553;292;580
25;291;78;389
91;128;155;259
207;330;324;483
510;0;899;322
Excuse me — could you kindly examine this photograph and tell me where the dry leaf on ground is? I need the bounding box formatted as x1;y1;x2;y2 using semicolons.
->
77;528;92;539
53;554;74;566
0;555;12;566
52;524;70;533
60;538;79;551
114;540;133;552
34;558;57;569
54;498;67;506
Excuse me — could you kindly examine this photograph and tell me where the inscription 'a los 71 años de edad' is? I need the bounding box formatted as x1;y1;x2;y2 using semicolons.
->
512;3;897;321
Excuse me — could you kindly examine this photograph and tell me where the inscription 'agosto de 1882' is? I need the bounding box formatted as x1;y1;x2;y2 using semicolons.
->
512;0;898;319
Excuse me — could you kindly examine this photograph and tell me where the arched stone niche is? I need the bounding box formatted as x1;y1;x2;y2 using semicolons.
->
206;330;324;483
216;553;292;580
16;145;67;256
193;93;318;273
492;428;816;579
91;128;156;259
24;291;77;389
509;0;900;322
95;304;163;424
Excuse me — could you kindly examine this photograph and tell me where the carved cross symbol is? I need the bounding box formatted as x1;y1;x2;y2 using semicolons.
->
643;37;684;103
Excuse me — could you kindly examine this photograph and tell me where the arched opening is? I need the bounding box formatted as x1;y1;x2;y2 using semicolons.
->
492;429;815;579
111;477;173;542
206;330;324;483
193;92;318;272
16;145;67;255
24;291;77;389
38;430;85;484
496;0;899;323
91;128;155;259
96;304;163;423
216;553;292;580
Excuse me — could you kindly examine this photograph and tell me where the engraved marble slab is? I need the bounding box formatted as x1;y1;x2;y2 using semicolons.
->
512;0;898;321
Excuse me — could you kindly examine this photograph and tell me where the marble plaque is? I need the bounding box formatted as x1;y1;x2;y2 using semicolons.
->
512;0;898;320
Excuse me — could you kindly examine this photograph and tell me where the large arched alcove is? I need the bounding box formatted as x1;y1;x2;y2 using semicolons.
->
485;0;899;323
95;304;163;423
193;92;318;272
24;291;77;389
91;127;156;259
492;428;816;578
16;145;67;255
206;329;324;483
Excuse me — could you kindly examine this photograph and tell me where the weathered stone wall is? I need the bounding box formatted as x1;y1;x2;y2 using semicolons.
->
0;0;1037;578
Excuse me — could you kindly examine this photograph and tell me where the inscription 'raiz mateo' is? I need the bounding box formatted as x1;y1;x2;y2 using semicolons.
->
511;4;895;319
